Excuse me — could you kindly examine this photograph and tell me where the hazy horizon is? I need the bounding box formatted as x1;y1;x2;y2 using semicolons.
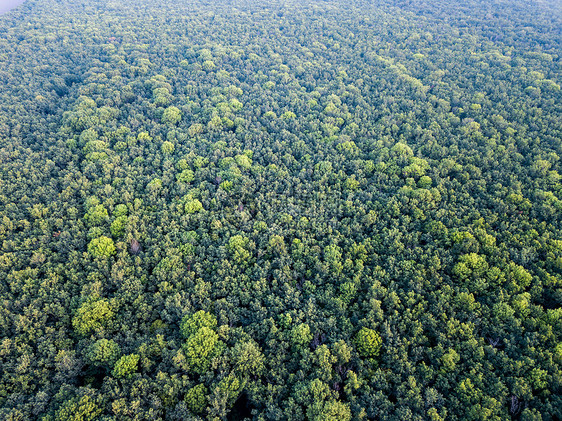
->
0;0;26;14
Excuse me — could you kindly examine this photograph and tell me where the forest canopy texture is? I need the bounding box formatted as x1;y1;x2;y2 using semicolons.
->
0;0;561;420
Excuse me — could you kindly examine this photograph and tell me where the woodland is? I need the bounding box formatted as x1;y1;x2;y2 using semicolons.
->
0;0;561;420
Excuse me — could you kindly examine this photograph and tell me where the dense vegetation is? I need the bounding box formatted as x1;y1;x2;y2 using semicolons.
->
0;0;561;419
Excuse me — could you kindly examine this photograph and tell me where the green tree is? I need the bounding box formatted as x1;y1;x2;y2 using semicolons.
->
177;169;195;184
291;323;313;349
87;338;121;366
84;204;109;227
183;327;222;374
185;197;203;214
162;106;181;124
441;348;460;372
112;354;140;378
87;236;116;258
54;394;102;421
180;310;217;339
110;215;127;238
312;400;351;421
354;327;382;359
228;234;251;264
72;299;114;336
161;140;175;154
231;340;265;378
185;383;208;414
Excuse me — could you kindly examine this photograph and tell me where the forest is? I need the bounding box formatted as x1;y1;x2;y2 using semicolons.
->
0;0;560;419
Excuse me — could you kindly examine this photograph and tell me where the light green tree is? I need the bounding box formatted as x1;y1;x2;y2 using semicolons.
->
185;198;203;214
87;236;116;257
355;327;382;358
110;216;127;238
228;235;251;264
72;299;114;336
291;323;312;349
162;106;181;124
183;326;222;374
54;395;102;421
84;204;109;227
177;169;195;184
161;140;175;154
112;354;140;378
185;383;208;414
180;310;217;339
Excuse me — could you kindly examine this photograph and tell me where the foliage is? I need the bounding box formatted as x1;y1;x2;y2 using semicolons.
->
87;236;116;258
0;0;561;419
112;354;140;378
231;340;265;378
184;197;203;214
83;204;108;227
53;394;102;421
227;234;251;264
180;310;217;339
110;215;128;238
184;383;208;414
291;323;313;349
354;328;382;359
183;327;222;374
87;339;121;367
176;169;195;184
162;106;181;124
72;300;114;336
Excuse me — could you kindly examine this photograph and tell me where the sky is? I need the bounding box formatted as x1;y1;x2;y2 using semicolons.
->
0;0;26;14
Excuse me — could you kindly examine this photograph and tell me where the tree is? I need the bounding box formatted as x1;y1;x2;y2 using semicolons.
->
185;384;208;414
110;215;127;238
87;236;116;258
291;323;313;349
354;327;382;359
180;310;217;339
228;235;251;264
87;339;121;367
231;340;265;378
185;197;203;214
54;394;102;421
312;400;351;421
84;204;108;227
177;169;195;184
441;348;460;372
183;327;222;374
162;106;181;124
72;299;114;336
161;141;175;154
112;354;140;378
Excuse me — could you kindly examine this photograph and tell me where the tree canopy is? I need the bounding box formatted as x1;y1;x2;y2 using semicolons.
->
0;0;560;419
